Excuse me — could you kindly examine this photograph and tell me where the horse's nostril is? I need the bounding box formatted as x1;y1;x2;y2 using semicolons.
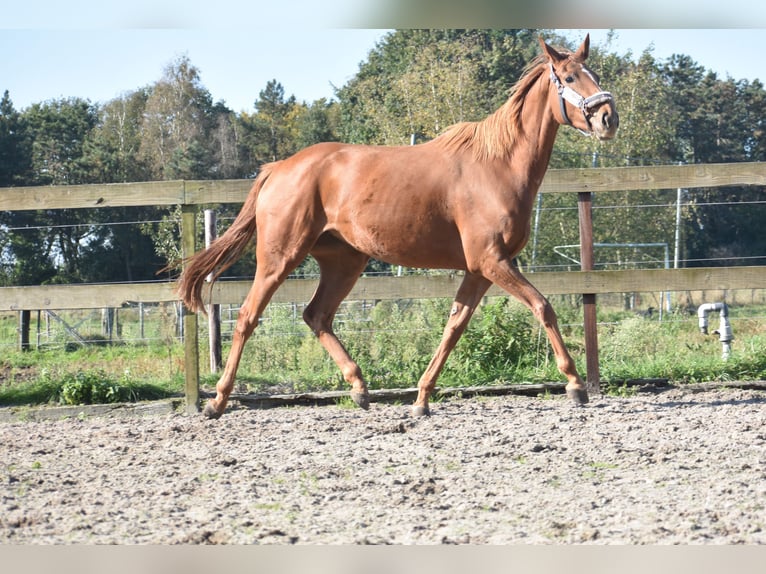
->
602;109;618;130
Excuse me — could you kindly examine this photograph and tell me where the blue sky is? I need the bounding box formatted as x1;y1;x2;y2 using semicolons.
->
586;29;765;82
2;21;765;113
0;28;386;112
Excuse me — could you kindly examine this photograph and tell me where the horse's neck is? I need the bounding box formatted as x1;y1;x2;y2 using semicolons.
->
511;79;560;190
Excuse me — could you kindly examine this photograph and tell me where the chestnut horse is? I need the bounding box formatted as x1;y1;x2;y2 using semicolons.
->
178;35;618;419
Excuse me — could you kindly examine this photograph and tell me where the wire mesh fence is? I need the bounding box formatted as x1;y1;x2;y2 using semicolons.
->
2;288;765;354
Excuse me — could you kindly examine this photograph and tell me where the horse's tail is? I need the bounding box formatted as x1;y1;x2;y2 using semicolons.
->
176;163;275;313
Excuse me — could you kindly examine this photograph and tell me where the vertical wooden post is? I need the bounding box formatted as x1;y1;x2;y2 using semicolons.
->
181;202;200;414
578;191;600;394
204;209;222;373
19;310;30;352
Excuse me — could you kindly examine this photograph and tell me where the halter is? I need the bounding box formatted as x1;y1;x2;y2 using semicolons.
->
549;63;613;136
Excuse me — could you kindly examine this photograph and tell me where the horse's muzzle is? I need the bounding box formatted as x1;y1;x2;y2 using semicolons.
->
592;103;619;140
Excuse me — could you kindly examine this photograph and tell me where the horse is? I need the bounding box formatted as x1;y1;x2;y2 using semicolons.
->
177;34;618;419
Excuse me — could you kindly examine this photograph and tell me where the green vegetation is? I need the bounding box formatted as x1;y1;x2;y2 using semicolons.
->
599;314;766;384
0;343;182;406
2;298;764;407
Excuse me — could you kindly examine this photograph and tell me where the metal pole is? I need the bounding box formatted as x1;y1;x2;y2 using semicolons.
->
531;192;543;271
204;209;222;373
662;244;670;318
674;186;683;269
139;302;145;340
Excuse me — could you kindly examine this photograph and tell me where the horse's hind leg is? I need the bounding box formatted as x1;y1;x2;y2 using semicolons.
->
203;243;316;419
412;272;492;417
202;269;282;419
303;239;371;409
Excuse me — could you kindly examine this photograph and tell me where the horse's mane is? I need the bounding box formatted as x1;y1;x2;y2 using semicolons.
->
433;54;549;161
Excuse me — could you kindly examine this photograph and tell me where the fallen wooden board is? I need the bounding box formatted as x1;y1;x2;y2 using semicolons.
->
2;380;764;422
0;398;185;423
220;382;570;410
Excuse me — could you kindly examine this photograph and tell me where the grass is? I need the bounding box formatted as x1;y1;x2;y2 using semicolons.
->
598;313;766;384
0;343;183;406
1;297;765;407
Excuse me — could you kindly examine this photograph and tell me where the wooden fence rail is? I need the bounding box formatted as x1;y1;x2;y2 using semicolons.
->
1;162;765;412
2;267;766;312
2;162;766;211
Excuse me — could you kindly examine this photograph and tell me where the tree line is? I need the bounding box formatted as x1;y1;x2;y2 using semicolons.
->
1;29;764;287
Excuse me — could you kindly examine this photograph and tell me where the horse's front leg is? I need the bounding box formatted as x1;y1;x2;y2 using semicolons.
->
412;273;492;417
482;257;589;405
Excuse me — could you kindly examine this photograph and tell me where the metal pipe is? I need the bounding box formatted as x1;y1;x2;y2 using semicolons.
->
697;302;732;360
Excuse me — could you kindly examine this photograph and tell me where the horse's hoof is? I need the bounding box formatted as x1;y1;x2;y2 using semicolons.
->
202;402;224;420
566;387;589;406
411;404;431;417
350;391;370;410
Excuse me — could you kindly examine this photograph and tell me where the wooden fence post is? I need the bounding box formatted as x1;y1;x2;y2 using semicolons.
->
18;310;30;352
181;201;200;414
578;190;600;394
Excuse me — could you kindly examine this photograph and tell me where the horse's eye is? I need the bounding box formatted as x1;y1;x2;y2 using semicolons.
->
565;76;575;83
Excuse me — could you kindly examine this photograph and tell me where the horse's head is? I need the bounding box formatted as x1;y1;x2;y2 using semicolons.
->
540;34;619;140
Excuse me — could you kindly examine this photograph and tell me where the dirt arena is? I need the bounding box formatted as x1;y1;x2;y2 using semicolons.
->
1;384;765;544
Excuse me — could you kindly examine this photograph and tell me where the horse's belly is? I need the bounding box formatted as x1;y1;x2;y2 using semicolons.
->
333;219;467;271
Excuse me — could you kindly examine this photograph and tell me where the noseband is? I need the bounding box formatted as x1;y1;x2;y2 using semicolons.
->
549;63;613;136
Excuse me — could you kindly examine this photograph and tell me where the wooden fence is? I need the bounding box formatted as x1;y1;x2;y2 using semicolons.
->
2;162;766;412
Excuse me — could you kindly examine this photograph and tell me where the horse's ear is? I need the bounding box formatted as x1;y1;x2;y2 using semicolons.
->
574;34;590;62
539;36;565;63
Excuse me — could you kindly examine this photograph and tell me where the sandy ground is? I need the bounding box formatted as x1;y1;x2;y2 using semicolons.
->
1;385;765;544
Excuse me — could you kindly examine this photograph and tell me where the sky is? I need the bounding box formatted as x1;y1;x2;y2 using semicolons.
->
1;2;765;114
0;29;387;113
3;28;766;115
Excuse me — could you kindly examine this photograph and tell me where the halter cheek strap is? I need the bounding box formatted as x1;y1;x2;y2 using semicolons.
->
549;64;613;136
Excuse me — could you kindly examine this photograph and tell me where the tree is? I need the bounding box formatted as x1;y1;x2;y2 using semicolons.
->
86;89;151;183
0;91;30;283
0;91;30;187
137;56;253;273
293;98;340;150
662;55;716;164
2;93;173;284
210;104;244;179
657;54;766;267
139;55;217;180
3;98;100;284
742;79;766;161
239;80;298;165
337;30;549;145
23;97;98;186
